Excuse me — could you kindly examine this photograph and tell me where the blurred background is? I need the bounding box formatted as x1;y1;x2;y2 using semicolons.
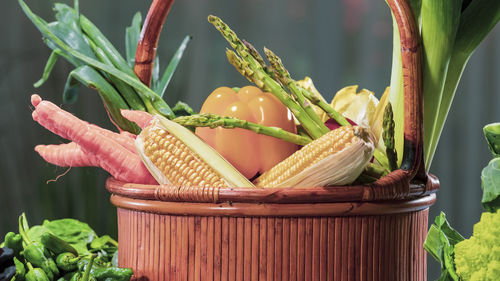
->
1;0;499;278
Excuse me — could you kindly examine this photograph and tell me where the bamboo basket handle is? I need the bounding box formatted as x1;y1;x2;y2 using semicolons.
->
134;0;426;186
386;0;425;182
134;0;175;86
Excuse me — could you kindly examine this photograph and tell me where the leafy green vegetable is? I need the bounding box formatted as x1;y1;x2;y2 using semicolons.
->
424;212;464;281
20;0;193;133
481;158;500;212
42;219;96;256
26;219;96;256
484;123;500;157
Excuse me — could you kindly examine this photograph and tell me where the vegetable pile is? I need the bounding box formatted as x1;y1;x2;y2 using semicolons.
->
0;214;132;281
22;0;500;189
424;123;500;281
22;0;396;188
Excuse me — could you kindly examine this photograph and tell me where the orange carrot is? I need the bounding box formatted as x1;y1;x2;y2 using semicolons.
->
35;142;100;167
120;109;153;129
32;95;156;184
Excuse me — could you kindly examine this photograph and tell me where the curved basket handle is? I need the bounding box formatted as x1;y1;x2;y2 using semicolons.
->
386;0;425;182
134;0;175;86
134;0;426;185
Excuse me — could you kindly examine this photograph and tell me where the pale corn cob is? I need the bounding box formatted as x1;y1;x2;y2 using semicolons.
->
136;115;254;188
254;126;374;187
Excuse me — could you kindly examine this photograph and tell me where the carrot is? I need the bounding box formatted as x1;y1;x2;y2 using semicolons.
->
31;95;156;184
120;109;153;129
35;142;100;167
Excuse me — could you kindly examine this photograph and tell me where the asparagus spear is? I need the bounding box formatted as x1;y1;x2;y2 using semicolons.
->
383;103;398;171
174;113;312;146
209;15;325;139
263;47;329;134
296;85;350;126
242;40;272;76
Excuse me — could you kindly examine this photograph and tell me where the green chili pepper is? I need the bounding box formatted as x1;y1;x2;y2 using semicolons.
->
41;233;78;257
19;213;60;280
13;257;26;281
4;232;23;257
25;262;50;281
91;267;133;281
56;272;75;281
55;252;79;272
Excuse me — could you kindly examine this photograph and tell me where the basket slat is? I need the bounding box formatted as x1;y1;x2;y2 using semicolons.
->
117;207;429;280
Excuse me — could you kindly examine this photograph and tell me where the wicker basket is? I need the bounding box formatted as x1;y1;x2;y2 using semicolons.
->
106;0;439;280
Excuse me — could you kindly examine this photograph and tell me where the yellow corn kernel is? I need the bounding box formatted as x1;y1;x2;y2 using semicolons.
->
136;116;254;188
254;126;366;187
142;128;228;187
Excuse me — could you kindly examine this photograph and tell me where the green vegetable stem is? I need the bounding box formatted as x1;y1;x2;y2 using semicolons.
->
70;255;96;281
19;213;59;280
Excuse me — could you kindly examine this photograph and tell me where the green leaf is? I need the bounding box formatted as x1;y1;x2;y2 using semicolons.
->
152;55;160;88
172;101;195;117
425;1;500;169
85;34;146;111
42;219;96;255
125;12;142;68
26;225;50;243
481;158;500;212
90;235;118;250
34;50;62;88
424;212;464;281
19;0;174;119
421;0;461;169
63;65;140;134
484;123;500;157
50;4;96;60
153;35;192;98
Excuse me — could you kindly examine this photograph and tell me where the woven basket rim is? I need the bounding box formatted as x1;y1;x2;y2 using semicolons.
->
106;170;439;204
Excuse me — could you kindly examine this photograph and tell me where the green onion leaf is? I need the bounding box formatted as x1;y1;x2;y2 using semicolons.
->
34;50;62;88
63;65;140;134
19;0;174;119
153;35;192;98
125;12;142;68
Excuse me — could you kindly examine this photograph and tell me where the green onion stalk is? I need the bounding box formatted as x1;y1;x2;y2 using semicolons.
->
19;0;192;133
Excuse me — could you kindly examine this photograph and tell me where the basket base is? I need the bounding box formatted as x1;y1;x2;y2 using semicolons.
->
116;207;429;281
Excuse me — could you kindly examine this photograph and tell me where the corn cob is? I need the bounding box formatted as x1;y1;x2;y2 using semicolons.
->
254;126;374;188
136;115;254;188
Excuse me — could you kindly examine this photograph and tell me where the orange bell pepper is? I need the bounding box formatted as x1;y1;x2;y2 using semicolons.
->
196;86;298;179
